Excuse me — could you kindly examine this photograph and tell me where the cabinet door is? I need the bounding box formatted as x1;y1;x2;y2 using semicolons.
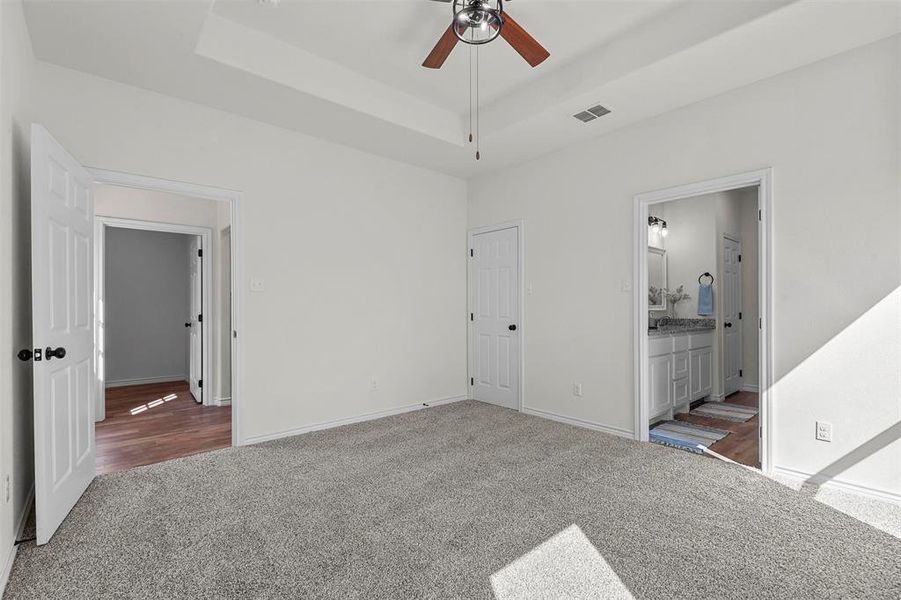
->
673;377;690;410
649;354;673;417
690;348;714;400
673;351;689;380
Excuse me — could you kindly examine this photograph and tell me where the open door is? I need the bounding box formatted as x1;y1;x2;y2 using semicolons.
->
188;236;203;403
31;125;96;545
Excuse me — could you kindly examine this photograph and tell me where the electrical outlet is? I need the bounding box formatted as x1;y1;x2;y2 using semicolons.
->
816;421;833;442
370;379;378;392
250;278;265;292
572;382;583;397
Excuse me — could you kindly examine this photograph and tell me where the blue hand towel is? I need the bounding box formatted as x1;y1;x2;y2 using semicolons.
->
697;284;714;316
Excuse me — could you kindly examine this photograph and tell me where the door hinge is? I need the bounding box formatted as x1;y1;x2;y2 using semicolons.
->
198;248;203;258
470;312;474;321
758;209;762;221
198;379;203;388
469;249;474;257
738;254;742;262
198;314;203;322
470;377;474;386
739;369;743;377
759;317;762;329
759;426;762;438
738;312;742;319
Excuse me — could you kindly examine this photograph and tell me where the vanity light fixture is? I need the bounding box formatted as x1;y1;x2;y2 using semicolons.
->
648;216;668;237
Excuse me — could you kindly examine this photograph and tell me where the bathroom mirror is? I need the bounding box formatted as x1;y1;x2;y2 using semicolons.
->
648;246;667;311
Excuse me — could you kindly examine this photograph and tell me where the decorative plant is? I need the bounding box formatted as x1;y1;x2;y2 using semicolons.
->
663;285;691;316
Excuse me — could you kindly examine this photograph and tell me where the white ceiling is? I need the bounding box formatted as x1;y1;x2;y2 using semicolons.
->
23;0;901;179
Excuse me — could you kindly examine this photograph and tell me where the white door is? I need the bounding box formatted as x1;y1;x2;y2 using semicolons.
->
722;236;743;396
470;227;520;409
188;236;203;403
31;125;95;545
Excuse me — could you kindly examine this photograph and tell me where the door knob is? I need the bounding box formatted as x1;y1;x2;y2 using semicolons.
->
45;346;66;360
17;349;32;362
724;322;732;328
508;324;517;331
185;322;192;328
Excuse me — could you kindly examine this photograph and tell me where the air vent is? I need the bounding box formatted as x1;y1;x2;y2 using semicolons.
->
587;104;610;118
573;104;611;124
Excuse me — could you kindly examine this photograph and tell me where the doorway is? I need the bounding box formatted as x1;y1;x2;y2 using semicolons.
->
94;216;230;475
27;125;242;544
467;222;523;411
634;170;772;471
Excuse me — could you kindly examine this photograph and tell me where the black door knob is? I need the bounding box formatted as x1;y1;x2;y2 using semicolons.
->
508;324;517;331
724;322;732;328
185;322;192;328
17;349;32;362
45;346;66;360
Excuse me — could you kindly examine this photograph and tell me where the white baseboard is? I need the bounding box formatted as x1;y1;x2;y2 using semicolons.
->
772;465;900;506
105;375;187;388
521;406;634;440
241;395;467;445
1;483;34;597
742;384;760;393
215;397;231;407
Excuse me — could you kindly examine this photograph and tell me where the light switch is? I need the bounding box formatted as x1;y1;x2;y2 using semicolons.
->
250;278;265;292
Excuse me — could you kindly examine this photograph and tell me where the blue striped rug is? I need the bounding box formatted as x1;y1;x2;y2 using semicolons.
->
649;420;730;454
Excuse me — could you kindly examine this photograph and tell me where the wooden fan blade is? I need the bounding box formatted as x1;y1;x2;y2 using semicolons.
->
499;13;549;67
422;25;459;69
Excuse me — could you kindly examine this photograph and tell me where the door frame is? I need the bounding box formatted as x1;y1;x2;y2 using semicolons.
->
467;220;524;412
633;169;774;473
721;233;744;396
94;217;212;414
89;168;244;446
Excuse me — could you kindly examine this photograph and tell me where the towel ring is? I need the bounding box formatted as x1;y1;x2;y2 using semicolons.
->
698;272;714;285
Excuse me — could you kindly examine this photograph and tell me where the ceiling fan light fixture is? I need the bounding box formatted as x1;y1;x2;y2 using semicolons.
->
453;0;503;45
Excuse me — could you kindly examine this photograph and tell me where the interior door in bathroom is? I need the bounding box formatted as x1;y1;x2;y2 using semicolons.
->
722;235;743;396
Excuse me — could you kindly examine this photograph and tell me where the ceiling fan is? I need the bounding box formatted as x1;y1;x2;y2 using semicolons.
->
422;0;550;69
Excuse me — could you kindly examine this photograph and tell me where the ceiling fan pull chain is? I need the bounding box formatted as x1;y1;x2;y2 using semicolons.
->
468;39;473;143
476;44;481;161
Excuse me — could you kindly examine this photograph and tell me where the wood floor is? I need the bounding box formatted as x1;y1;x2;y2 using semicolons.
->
675;391;760;468
96;381;231;475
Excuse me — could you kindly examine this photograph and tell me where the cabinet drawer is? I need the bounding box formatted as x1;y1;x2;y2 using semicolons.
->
649;336;673;357
673;377;690;408
689;332;713;350
672;351;689;380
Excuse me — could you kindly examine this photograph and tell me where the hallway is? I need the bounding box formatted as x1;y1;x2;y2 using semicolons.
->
96;382;231;475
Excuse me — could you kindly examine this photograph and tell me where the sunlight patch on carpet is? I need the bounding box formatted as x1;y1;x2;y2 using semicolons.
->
490;525;634;600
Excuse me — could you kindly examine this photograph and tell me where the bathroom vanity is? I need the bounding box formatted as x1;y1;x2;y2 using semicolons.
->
648;320;715;420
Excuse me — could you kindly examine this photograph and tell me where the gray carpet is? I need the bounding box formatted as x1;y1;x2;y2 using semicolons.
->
5;401;900;599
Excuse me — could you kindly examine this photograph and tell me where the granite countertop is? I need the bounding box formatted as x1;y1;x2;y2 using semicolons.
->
648;318;716;337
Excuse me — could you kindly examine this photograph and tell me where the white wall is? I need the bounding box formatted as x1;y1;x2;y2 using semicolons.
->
104;228;192;385
0;0;35;587
27;49;468;443
95;184;230;402
468;36;901;497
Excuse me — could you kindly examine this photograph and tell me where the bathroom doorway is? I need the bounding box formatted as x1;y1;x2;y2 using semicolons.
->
634;170;772;470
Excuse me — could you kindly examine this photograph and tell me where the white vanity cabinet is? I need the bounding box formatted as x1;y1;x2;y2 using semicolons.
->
648;330;713;419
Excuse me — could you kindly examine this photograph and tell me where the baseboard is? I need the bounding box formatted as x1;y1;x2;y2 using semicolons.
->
215;397;232;407
241;395;468;445
772;465;900;506
105;375;187;388
521;406;634;440
1;483;34;597
742;384;760;393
